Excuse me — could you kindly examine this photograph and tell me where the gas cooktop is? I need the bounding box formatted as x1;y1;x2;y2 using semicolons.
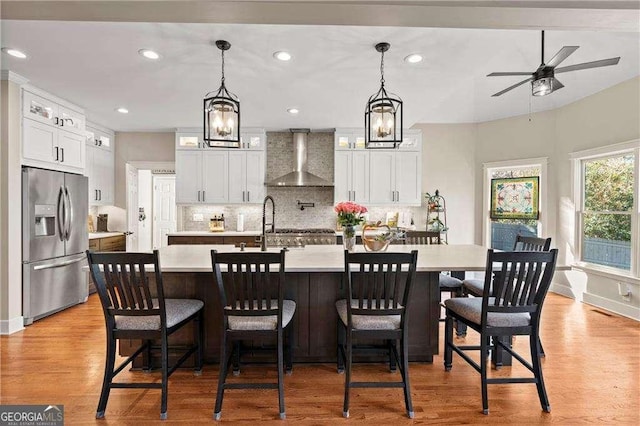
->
265;228;336;246
267;228;335;234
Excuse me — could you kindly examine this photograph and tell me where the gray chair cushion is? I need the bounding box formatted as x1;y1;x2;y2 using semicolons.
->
444;297;530;328
439;273;463;289
463;278;486;296
335;299;401;330
115;298;204;330
227;300;296;331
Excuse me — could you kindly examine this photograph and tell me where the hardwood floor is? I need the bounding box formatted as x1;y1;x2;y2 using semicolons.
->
1;293;638;424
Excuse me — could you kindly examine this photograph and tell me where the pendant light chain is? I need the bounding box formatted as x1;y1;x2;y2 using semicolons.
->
220;49;225;85
380;50;385;87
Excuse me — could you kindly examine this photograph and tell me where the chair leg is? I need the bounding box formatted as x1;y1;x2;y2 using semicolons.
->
388;339;397;372
214;334;231;421
452;288;468;337
285;325;293;375
538;337;546;358
336;321;345;373
96;332;116;418
195;310;204;375
343;329;352;418
400;336;414;419
480;333;489;415
277;328;286;420
232;341;241;376
444;312;453;371
160;334;169;420
531;333;551;412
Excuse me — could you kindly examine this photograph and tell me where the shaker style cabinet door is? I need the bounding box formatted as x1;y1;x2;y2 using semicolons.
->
22;118;57;164
57;130;85;170
351;150;370;203
227;151;247;203
244;151;265;203
334;151;352;201
368;151;395;204
394;151;421;205
202;151;228;204
23;91;59;127
175;150;203;204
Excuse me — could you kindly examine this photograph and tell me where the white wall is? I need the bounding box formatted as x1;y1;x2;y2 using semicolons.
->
474;76;640;319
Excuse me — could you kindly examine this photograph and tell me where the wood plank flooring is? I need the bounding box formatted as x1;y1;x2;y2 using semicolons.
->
1;293;638;424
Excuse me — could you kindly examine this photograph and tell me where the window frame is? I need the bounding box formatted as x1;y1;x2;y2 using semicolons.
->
482;157;548;248
571;140;640;279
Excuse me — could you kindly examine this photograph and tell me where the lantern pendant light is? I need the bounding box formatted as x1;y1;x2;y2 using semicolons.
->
365;42;403;149
203;40;240;148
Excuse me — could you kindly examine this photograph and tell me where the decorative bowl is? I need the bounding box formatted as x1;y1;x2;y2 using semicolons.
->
362;223;392;252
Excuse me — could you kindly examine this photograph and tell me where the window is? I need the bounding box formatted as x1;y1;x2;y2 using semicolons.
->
575;142;639;275
483;158;547;251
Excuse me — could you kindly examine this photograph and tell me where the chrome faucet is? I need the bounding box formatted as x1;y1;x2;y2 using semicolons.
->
261;195;275;251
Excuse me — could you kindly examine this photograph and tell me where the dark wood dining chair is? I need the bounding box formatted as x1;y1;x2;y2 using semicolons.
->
336;249;418;418
444;249;558;414
86;250;204;420
210;249;295;421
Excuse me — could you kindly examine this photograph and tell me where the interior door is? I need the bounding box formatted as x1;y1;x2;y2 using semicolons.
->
126;164;139;251
153;175;176;249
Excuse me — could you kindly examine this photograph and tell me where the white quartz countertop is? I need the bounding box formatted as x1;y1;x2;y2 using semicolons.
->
167;231;261;237
89;232;125;240
157;244;491;273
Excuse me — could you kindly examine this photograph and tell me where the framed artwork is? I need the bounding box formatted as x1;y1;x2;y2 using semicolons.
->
490;176;540;220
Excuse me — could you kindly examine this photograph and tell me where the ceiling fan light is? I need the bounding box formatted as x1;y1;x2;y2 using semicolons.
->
532;77;554;96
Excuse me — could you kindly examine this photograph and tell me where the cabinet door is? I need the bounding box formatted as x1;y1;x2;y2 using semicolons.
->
175;151;203;203
57;130;85;170
227;151;247;203
23;91;58;127
202;151;228;203
86;145;99;204
240;132;266;150
94;147;114;205
176;132;202;149
23;118;57;164
244;151;265;203
351;150;370;203
334;151;352;201
395;151;421;205
368;151;395;204
58;105;86;136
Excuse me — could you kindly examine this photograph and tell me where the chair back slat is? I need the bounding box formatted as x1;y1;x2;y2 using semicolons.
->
514;235;552;251
483;249;558;319
86;251;164;322
211;250;286;318
402;230;441;245
345;250;418;318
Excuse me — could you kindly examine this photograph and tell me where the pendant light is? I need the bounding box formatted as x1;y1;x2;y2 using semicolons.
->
365;42;403;149
203;40;240;148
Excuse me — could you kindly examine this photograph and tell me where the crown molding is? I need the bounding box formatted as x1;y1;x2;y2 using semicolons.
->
0;70;29;85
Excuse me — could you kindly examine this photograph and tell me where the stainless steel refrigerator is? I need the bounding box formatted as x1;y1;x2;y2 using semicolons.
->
22;167;89;325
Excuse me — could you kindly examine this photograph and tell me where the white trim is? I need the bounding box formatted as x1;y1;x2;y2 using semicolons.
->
483;156;548;170
0;70;29;85
549;282;582;301
583;292;640;321
572;263;640;284
128;161;175;170
0;316;25;335
569;139;640;160
86;120;114;136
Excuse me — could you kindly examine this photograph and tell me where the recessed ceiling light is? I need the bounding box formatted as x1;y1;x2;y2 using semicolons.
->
116;107;129;114
404;54;423;64
138;49;160;60
287;108;299;115
273;51;292;61
2;48;27;59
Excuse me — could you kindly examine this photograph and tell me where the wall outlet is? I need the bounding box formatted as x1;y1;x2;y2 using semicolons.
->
193;213;204;222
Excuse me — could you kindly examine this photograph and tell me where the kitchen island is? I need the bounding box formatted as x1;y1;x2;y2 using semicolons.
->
130;244;489;365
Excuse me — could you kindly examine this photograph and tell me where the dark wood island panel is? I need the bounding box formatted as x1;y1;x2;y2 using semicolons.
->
122;271;440;365
168;235;261;247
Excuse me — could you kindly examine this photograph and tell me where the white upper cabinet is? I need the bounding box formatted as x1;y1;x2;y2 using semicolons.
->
202;151;228;203
21;86;86;174
335;150;370;203
175;150;203;204
369;150;422;206
176;128;265;151
85;122;115;205
335;129;366;150
397;129;422;151
176;129;203;149
228;150;265;203
240;129;266;150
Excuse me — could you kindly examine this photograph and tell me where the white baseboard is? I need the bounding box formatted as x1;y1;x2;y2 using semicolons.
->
549;282;582;301
0;316;25;335
583;292;640;321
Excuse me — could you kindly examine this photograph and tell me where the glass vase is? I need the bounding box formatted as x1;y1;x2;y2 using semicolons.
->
343;225;356;251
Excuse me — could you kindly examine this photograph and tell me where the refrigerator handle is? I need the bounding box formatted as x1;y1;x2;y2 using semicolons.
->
33;255;86;271
57;186;66;242
64;186;73;241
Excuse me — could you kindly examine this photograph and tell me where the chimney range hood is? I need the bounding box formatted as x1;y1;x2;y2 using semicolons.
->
266;129;334;187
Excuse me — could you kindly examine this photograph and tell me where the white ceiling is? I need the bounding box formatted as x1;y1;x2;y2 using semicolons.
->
1;20;638;132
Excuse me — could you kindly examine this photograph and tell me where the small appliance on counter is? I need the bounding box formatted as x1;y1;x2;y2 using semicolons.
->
97;214;109;232
209;214;225;232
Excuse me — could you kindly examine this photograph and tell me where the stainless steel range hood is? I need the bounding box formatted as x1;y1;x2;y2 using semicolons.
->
266;129;334;187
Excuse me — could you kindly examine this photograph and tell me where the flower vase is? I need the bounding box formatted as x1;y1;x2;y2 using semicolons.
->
343;225;356;251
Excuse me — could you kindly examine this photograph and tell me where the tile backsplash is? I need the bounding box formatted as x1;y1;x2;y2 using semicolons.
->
180;131;426;231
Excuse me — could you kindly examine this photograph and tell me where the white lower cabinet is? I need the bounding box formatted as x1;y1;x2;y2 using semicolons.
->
23;117;85;173
369;151;421;206
334;151;369;203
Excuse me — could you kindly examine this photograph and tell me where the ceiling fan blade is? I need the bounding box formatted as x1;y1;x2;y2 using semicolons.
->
555;57;620;74
491;77;533;97
553;78;565;91
487;72;533;77
546;46;579;67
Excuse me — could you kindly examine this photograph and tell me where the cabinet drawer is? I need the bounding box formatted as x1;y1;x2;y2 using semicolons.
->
89;239;99;251
223;236;261;247
99;235;125;251
168;235;224;245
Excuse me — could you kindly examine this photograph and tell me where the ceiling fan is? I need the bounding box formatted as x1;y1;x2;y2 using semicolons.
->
488;30;620;97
